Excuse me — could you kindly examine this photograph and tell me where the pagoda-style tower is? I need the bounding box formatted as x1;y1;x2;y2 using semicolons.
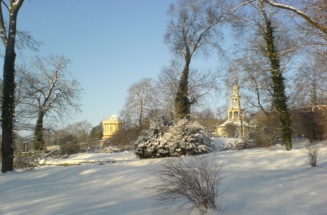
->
227;78;244;121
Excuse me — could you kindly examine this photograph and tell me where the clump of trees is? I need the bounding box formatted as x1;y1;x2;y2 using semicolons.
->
134;115;215;159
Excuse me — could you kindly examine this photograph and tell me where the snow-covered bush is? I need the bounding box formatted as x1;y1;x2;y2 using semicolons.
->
100;146;119;153
134;116;215;158
13;149;42;171
145;156;223;214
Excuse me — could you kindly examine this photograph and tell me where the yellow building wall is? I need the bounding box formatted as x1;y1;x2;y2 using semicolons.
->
102;115;124;139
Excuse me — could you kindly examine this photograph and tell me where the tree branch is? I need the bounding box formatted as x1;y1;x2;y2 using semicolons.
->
263;0;327;37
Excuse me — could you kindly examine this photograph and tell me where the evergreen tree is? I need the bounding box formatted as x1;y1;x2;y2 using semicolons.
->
90;122;103;141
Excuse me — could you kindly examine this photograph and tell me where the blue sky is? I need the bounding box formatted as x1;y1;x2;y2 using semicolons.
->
3;0;232;129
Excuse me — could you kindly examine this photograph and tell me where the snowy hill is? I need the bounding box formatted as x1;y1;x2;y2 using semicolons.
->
1;138;327;215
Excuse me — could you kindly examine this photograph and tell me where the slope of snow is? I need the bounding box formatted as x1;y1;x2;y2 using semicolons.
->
1;138;327;215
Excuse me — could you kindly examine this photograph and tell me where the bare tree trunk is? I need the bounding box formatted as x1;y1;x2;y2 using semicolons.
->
34;111;45;150
265;20;292;150
139;104;143;129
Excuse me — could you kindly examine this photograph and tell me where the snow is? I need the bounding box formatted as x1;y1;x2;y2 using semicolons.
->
1;138;327;215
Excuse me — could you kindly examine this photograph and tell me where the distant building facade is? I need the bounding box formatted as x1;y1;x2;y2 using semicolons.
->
217;79;252;137
102;115;124;139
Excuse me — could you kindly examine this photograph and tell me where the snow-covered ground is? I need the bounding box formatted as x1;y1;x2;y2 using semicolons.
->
1;138;327;215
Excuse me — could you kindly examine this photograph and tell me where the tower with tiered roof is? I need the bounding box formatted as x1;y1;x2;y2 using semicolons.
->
217;79;251;137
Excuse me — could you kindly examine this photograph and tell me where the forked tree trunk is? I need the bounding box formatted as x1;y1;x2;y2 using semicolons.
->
265;20;292;150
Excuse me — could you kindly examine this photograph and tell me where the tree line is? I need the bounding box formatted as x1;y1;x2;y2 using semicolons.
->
120;0;327;151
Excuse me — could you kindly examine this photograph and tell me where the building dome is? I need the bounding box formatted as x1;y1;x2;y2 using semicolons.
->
107;115;120;122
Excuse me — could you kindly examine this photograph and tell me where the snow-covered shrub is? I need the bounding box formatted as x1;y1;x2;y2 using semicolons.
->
13;149;42;171
100;146;119;153
145;156;223;214
134;116;215;158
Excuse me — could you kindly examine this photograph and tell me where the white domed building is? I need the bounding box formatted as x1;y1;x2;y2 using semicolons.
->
102;115;124;139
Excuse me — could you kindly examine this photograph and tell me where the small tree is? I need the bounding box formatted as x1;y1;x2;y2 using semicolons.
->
146;156;223;214
90;122;103;141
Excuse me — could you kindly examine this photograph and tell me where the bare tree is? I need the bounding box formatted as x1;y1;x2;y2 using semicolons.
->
291;53;327;106
66;120;92;143
263;0;327;36
146;156;223;214
165;0;229;119
16;55;83;150
216;104;228;122
193;108;219;132
120;78;156;129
